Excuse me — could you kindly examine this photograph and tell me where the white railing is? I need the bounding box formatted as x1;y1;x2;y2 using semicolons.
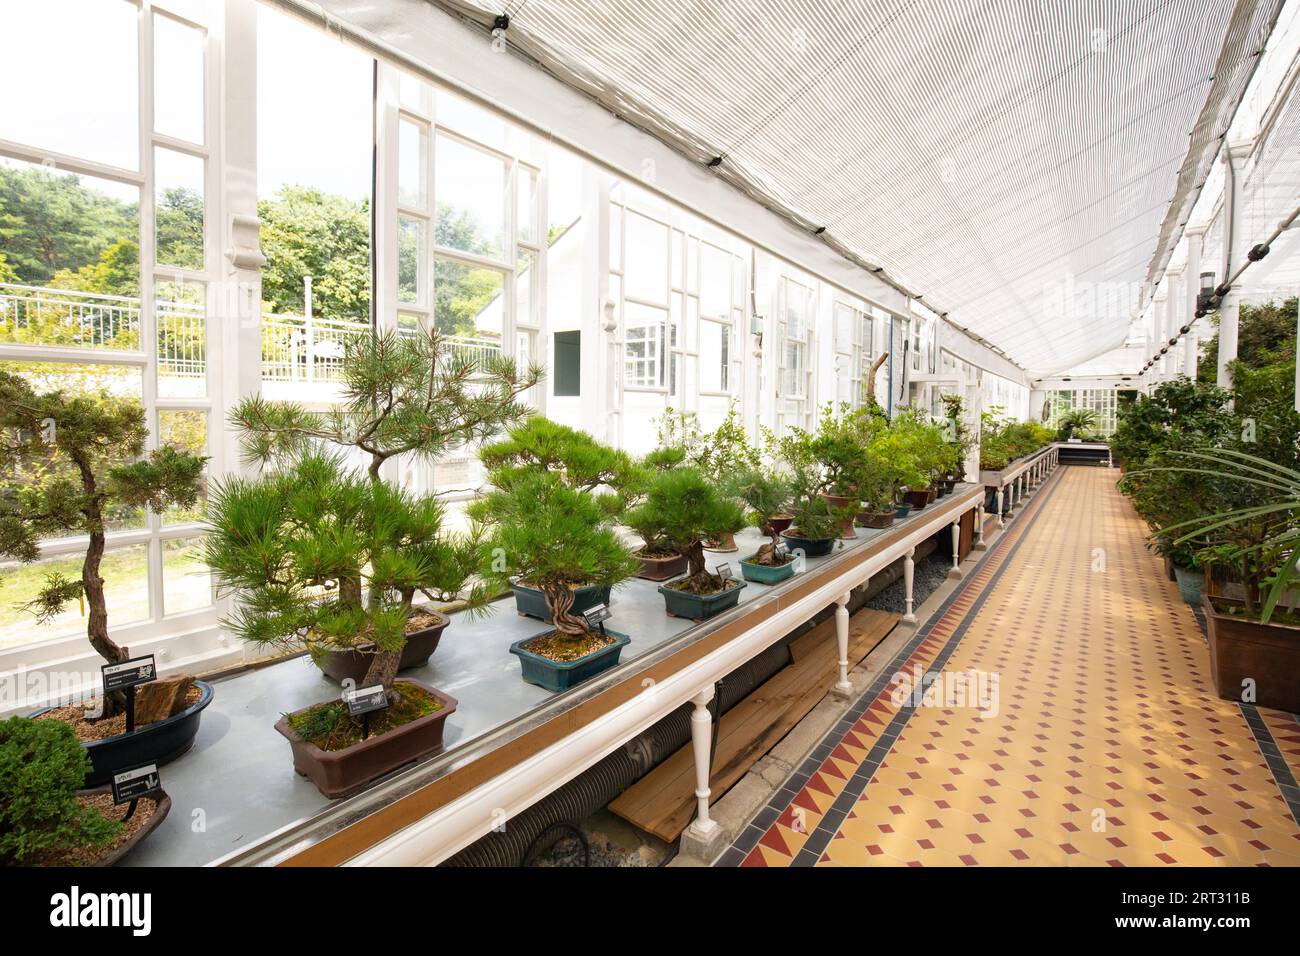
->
0;283;501;386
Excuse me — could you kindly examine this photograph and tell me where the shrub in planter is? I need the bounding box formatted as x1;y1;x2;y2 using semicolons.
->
657;404;762;551
778;462;842;557
727;467;796;583
0;370;210;781
207;327;537;797
472;470;641;690
0;716;171;866
626;468;747;620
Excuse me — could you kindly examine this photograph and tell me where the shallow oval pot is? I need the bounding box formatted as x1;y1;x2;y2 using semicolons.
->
635;550;689;581
318;613;450;684
34;680;216;787
858;509;895;529
510;629;631;692
740;554;796;585
781;530;835;557
658;579;746;621
82;788;172;867
512;582;611;622
275;679;458;800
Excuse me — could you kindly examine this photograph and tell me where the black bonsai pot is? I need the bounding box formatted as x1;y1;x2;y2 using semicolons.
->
781;530;836;557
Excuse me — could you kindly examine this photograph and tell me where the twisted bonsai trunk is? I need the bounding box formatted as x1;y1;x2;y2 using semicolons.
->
543;584;593;642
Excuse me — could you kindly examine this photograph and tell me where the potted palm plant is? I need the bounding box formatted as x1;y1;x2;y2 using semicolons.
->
204;327;538;798
728;467;797;584
472;470;641;691
0;370;211;786
478;417;637;620
626;468;747;621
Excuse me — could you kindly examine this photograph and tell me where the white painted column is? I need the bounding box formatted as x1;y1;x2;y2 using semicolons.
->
834;591;852;694
902;547;917;624
1185;225;1204;382
685;686;720;840
1217;140;1253;393
1154;291;1169;381
975;503;985;548
948;520;962;579
995;488;1005;529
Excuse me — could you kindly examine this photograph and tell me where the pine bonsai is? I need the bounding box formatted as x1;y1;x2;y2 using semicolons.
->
211;327;540;696
728;467;792;566
624;468;745;594
0;370;205;717
471;470;639;652
0;716;122;865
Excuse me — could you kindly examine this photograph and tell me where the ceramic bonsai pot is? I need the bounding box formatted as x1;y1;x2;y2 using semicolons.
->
1172;566;1202;606
635;549;689;581
905;488;931;510
511;582;611;622
781;530;835;557
858;509;894;529
658;579;746;621
1202;595;1300;712
318;613;450;684
275;679;458;799
510;629;631;692
35;680;216;787
740;554;796;585
820;492;858;539
926;487;938;503
704;531;739;552
894;502;912;519
85;788;172;866
936;479;955;497
765;515;794;536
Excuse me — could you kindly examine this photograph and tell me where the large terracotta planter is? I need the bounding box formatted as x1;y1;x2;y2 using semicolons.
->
635;549;688;581
318;614;449;684
35;681;215;787
275;679;457;799
820;492;858;539
1203;595;1300;713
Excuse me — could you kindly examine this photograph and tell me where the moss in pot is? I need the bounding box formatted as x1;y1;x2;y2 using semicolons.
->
471;469;640;691
626;468;747;621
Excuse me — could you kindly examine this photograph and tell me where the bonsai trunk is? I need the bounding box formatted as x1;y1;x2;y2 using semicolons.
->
685;540;715;588
754;525;782;565
77;465;128;719
543;584;594;643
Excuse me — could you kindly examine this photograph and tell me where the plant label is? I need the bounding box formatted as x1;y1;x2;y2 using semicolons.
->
102;655;157;693
716;562;733;580
583;603;612;627
112;764;161;804
774;543;790;558
344;684;389;717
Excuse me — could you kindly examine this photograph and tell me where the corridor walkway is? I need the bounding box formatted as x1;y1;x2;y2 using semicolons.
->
719;466;1300;867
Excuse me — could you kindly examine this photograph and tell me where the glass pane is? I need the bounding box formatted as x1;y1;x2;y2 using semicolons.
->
700;243;731;316
516;249;537;328
0;361;146;531
155;148;205;270
154;13;205;145
399;117;428;209
398;216;425;304
158;409;208;523
624;211;668;305
0;159;141;350
609;205;623;270
436;89;507;151
435;136;506;260
671;230;684;290
516;166;537;244
162;536;212;615
784;280;809;340
623;301;666;387
156;279;206;397
0;0;139;169
434;257;504;339
0;545;149;650
701;320;727;393
399;71;430;114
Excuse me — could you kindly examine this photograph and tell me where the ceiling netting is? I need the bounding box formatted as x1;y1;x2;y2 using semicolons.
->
434;0;1283;376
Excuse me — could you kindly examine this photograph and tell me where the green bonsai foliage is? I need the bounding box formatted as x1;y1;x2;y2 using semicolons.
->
783;461;840;543
939;394;975;475
654;403;760;483
212;327;540;694
205;451;482;686
625;468;745;593
0;371;205;716
727;466;792;565
471;470;639;640
889;407;950;488
0;717;122;865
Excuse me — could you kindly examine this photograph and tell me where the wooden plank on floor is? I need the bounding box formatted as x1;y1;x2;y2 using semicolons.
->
608;607;898;841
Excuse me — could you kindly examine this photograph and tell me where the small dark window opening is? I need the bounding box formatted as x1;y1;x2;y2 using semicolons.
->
554;330;581;396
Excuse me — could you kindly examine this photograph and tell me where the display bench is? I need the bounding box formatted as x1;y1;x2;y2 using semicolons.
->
137;484;986;868
979;444;1059;528
1056;440;1112;466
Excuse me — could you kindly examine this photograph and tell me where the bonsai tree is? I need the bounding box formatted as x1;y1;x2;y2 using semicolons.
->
471;470;640;647
204;450;482;690
0;716;122;865
727;466;792;565
0;371;205;717
939;393;975;479
781;458;840;543
210;327;540;696
624;468;745;593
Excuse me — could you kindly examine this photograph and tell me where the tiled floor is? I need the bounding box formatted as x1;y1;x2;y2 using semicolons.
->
720;466;1300;867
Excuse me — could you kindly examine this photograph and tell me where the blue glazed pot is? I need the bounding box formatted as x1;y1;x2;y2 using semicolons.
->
781;531;836;556
658;579;747;621
512;582;612;622
740;554;796;585
894;502;913;519
509;629;631;692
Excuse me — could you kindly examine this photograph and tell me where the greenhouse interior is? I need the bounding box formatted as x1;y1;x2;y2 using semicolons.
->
1;0;1299;903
